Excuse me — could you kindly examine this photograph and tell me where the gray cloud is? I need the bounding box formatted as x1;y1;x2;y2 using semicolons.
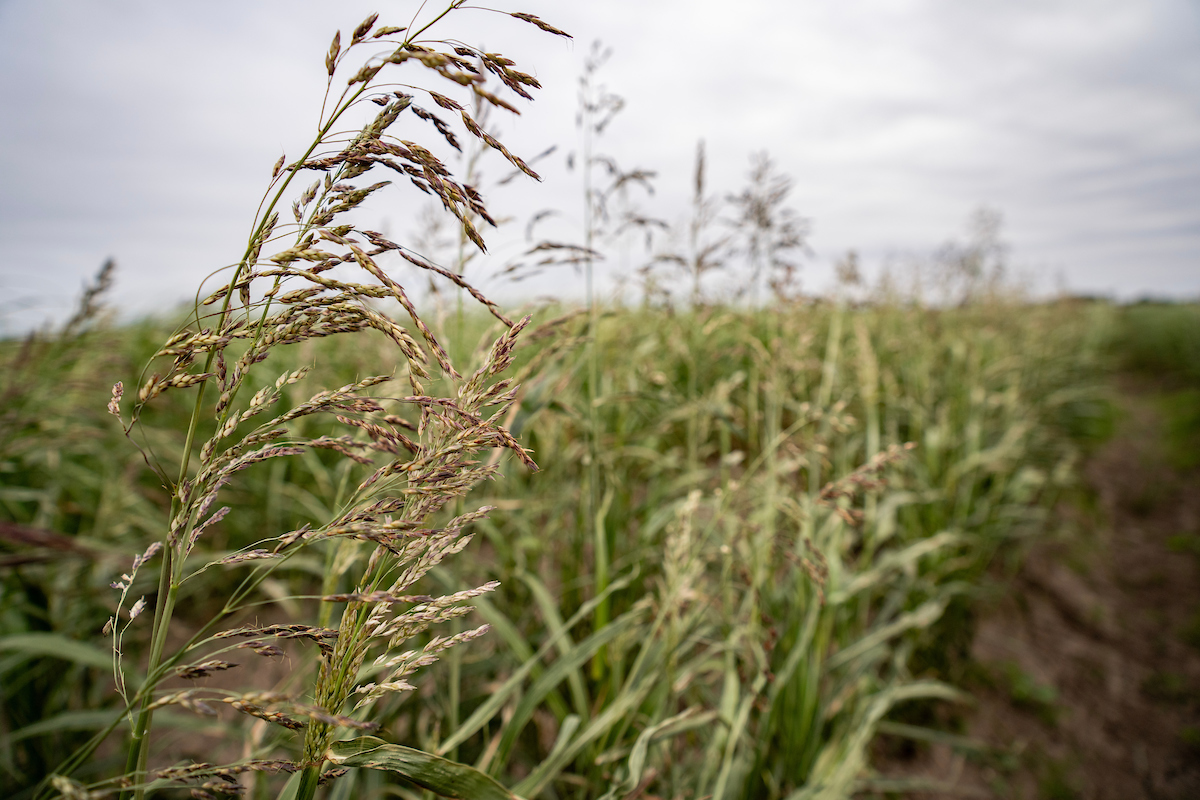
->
1;0;1197;331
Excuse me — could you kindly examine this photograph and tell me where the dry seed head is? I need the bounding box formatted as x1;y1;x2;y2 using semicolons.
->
147;690;218;716
424;622;492;655
427;90;463;111
175;659;238;680
154;764;215;781
167;371;214;389
325;30;341;76
225;698;306;731
261;210;280;241
246;386;273;409
214;622;339;646
132;541;162;571
128;597;147;620
138;373;164;403
321;590;433;604
103;11;563;776
214;549;280;566
510;12;571;38
351;12;378;43
49;776;91;800
107;381;123;416
243;761;299;775
318;769;349;786
213;415;239;442
187;506;230;553
348;62;383;86
300;180;320;206
237;640;284;658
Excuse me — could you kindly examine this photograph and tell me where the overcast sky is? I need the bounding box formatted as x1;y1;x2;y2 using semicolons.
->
1;0;1198;332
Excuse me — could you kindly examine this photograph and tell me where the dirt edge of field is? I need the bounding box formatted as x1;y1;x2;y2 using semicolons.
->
870;376;1200;800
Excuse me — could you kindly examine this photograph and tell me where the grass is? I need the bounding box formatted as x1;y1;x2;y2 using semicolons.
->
1110;301;1200;387
0;4;1170;798
6;5;572;799
1107;301;1200;471
3;292;1112;799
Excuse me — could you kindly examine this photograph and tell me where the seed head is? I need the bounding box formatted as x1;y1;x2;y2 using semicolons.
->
107;381;123;416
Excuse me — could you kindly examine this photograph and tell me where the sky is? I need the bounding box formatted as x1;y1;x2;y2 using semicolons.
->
1;0;1198;332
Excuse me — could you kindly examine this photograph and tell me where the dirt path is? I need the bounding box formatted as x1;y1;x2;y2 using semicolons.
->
874;379;1200;799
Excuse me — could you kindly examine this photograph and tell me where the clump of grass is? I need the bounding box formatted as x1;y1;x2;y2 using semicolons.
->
407;292;1099;798
37;6;568;799
1111;302;1200;386
0;260;150;794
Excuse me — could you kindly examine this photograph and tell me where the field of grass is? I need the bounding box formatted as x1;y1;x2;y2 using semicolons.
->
0;5;1190;799
1;280;1134;798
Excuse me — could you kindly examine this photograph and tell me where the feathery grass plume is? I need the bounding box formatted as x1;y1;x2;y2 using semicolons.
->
726;151;810;303
641;140;731;306
36;6;566;800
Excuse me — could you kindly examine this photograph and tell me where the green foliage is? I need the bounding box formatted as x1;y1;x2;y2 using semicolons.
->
327;737;517;799
1161;389;1200;470
0;263;160;794
2;291;1111;799
1111;302;1200;386
1106;302;1200;470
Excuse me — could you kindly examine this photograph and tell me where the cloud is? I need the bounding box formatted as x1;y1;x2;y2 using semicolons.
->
0;0;1197;331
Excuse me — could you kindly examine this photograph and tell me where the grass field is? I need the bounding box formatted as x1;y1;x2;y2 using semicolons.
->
2;280;1150;799
1;5;1194;799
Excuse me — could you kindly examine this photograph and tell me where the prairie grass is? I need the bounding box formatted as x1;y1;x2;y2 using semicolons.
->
0;4;1125;799
3;291;1109;798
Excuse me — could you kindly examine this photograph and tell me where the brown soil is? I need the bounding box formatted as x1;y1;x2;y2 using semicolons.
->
871;378;1200;799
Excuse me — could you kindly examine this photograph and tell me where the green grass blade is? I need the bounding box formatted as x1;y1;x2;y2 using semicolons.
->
824;598;948;672
490;603;649;769
0;633;124;674
328;737;519;800
519;571;590;717
436;568;637;755
512;683;649;799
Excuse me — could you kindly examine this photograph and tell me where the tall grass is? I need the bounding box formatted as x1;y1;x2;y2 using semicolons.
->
4;6;572;799
448;298;1103;798
2;293;1110;799
0;6;1122;799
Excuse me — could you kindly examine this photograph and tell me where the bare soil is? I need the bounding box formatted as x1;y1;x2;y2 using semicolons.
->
871;378;1200;799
